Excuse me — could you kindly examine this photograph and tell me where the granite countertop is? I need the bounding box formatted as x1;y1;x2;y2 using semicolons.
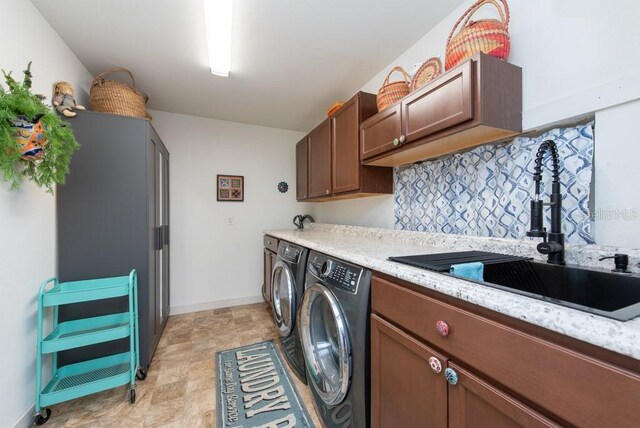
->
265;223;640;360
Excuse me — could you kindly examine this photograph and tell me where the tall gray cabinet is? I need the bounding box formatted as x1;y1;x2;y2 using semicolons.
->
56;111;170;372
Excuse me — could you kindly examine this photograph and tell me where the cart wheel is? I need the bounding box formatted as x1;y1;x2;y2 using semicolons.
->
130;389;136;404
34;409;51;425
136;368;147;381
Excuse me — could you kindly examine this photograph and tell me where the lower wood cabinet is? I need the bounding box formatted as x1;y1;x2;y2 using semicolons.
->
371;314;447;428
371;315;557;428
448;363;558;428
262;235;278;303
371;273;640;427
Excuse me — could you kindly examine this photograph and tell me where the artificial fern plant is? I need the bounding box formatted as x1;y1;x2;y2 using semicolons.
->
0;62;79;192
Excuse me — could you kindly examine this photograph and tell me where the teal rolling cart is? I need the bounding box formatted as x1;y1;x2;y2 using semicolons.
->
34;270;140;425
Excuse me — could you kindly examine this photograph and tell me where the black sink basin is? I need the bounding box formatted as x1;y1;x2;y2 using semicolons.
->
475;260;640;321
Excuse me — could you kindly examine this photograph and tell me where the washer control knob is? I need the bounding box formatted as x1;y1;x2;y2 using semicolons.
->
321;260;334;277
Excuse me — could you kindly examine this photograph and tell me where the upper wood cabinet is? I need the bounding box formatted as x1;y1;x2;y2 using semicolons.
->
332;95;364;194
361;53;522;167
295;137;308;201
308;118;332;198
360;103;402;161
402;60;473;142
299;92;393;202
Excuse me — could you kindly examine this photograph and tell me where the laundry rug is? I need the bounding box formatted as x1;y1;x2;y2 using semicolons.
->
216;340;315;427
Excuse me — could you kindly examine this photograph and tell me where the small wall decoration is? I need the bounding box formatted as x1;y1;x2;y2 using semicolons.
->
277;181;288;193
217;174;244;202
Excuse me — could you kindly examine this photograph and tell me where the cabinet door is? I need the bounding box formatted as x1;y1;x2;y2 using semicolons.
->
371;314;447;428
402;60;473;144
270;251;277;293
295;137;309;200
360;103;402;160
332;96;360;194
161;148;170;323
263;249;272;303
448;363;560;428
154;138;170;334
308;118;332;198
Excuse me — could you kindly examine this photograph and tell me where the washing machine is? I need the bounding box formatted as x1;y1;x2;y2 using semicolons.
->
299;251;372;428
271;240;309;383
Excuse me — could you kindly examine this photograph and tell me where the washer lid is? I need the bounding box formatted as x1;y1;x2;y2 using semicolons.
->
271;261;296;337
299;283;351;406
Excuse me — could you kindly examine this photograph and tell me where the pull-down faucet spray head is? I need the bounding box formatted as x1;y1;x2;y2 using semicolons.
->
526;140;566;265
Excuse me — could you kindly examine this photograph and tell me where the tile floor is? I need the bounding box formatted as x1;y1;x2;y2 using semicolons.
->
44;302;321;427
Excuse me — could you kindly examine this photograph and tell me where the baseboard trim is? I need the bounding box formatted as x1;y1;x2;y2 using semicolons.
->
169;295;265;315
13;403;35;428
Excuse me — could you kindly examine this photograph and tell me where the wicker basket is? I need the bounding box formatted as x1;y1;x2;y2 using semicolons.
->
90;67;151;119
410;57;443;92
376;66;411;112
327;101;344;116
445;0;510;70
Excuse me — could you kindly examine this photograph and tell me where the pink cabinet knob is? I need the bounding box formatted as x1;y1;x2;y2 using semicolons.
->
436;320;450;337
428;356;442;374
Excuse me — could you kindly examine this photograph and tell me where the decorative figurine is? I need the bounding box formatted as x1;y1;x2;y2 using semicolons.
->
52;81;85;117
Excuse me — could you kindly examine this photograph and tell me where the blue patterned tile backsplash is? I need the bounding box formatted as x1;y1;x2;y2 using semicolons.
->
394;122;595;244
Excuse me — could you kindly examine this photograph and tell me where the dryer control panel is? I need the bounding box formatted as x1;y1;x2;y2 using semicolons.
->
281;244;302;263
308;254;363;294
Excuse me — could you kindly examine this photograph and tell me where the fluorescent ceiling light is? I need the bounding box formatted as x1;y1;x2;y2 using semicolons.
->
204;0;233;77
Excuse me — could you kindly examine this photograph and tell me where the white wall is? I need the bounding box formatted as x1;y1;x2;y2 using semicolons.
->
593;99;640;247
0;1;93;427
312;195;395;229
313;0;640;246
148;110;308;314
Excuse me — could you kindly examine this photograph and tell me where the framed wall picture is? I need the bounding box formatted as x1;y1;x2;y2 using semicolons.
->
217;174;244;202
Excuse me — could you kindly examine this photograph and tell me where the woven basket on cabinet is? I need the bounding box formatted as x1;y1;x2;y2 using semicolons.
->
376;66;411;112
445;0;511;70
90;67;151;119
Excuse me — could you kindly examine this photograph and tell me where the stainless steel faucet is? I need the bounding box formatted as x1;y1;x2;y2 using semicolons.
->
526;140;566;265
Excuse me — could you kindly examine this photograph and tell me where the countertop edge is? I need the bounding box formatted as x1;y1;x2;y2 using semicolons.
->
264;226;640;361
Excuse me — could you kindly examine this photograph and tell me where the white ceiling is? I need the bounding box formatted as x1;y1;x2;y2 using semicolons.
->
33;0;465;131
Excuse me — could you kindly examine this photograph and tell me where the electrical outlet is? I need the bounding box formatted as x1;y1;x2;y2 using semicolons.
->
227;217;233;226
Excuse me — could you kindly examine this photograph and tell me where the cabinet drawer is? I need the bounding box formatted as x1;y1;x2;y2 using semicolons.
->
402;60;473;143
360;103;401;160
372;275;640;427
263;235;278;253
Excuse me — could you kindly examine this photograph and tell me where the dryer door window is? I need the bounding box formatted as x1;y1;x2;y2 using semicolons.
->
300;283;351;406
271;261;296;337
